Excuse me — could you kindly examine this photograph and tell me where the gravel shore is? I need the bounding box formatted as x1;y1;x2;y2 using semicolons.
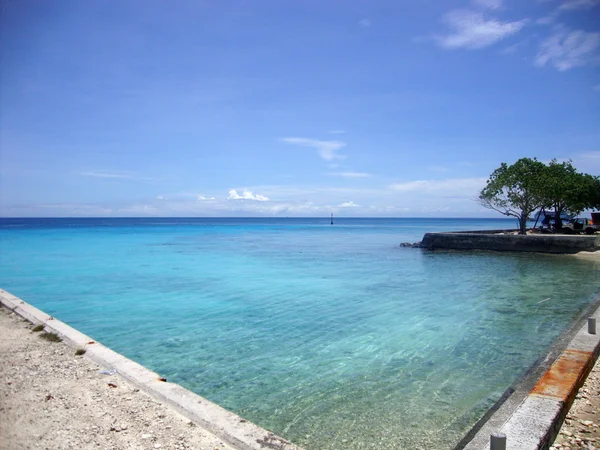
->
0;306;234;450
551;358;600;450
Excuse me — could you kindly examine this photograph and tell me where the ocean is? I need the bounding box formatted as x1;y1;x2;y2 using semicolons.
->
1;217;599;449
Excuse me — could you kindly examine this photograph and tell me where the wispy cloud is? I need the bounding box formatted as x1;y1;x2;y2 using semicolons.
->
326;171;372;178
227;189;269;201
197;195;216;201
81;170;135;179
546;151;600;175
536;28;600;70
328;130;346;135
500;39;528;55
389;178;487;196
80;170;159;181
358;19;371;27
558;0;600;11
536;0;599;25
594;84;600;91
434;10;527;50
536;16;555;25
472;0;503;10
338;201;359;207
281;137;347;161
565;151;600;175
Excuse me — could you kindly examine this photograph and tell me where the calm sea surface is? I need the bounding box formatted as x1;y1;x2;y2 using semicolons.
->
1;217;599;449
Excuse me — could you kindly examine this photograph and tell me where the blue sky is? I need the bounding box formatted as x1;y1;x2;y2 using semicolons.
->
1;0;599;217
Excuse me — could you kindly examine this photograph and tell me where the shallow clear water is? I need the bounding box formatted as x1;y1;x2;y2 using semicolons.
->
1;218;599;449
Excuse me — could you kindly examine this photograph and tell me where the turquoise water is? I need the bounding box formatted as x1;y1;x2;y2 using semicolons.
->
1;218;599;449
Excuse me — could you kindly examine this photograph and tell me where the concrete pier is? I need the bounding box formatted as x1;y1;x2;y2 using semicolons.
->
420;231;600;254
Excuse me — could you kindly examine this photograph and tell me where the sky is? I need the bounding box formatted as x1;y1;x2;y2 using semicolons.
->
1;0;599;218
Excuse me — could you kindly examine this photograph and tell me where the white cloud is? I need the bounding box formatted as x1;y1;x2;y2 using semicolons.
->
156;196;167;201
359;19;371;27
197;195;216;201
389;178;487;196
227;189;269;201
3;181;498;218
472;0;502;10
435;10;527;50
536;28;600;70
326;171;372;178
281;137;347;161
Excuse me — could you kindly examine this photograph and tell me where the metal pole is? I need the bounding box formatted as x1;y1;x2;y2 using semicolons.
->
532;208;542;230
589;317;596;335
490;432;506;450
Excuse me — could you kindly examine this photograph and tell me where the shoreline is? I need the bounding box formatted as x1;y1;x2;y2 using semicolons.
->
0;289;301;450
3;281;600;450
572;250;600;261
0;305;235;450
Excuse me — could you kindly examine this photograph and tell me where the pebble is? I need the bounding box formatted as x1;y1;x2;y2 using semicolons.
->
553;364;600;449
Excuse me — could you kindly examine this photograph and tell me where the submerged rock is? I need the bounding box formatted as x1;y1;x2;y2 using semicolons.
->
399;242;422;248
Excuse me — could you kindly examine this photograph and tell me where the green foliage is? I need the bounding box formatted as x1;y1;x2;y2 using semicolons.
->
541;160;600;228
480;157;600;234
581;174;600;210
479;158;547;234
31;324;44;332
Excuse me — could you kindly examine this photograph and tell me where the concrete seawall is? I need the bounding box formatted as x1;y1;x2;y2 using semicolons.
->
421;231;600;254
462;295;600;450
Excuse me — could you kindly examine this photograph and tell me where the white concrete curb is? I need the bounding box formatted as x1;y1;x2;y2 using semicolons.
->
0;288;303;450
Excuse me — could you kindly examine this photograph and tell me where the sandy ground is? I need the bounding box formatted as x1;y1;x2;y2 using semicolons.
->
551;358;600;450
572;251;600;262
0;306;234;450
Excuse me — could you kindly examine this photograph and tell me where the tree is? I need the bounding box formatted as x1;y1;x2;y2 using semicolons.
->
541;160;600;229
479;158;547;234
580;173;600;211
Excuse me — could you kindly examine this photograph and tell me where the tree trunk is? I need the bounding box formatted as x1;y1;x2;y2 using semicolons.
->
554;206;562;230
519;215;528;235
